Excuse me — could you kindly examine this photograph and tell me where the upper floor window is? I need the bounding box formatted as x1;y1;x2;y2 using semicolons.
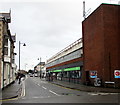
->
4;47;8;55
4;38;8;47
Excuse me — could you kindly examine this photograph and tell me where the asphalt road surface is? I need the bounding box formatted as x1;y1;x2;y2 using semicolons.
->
3;76;119;103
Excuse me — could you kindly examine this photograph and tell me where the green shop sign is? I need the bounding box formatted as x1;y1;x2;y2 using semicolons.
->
49;67;80;73
64;67;80;71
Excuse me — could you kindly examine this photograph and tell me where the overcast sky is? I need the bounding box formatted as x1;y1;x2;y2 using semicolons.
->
0;0;119;71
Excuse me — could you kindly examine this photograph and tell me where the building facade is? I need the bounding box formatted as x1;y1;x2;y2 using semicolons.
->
34;62;46;78
46;38;83;83
0;12;17;89
82;3;120;87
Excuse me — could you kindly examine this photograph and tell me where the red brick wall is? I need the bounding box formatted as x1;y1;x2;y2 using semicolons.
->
103;4;120;86
82;4;120;86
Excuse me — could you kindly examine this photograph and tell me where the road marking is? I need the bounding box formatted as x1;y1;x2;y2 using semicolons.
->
20;81;26;98
88;93;99;96
49;90;60;96
88;92;118;96
51;83;76;90
38;84;40;86
0;97;18;101
40;81;47;84
22;96;51;99
23;81;26;97
32;96;44;98
42;86;47;90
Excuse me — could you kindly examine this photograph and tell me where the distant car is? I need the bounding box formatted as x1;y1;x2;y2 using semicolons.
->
29;74;33;77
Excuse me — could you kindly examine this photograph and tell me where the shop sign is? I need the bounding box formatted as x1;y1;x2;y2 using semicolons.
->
114;70;120;78
90;71;97;78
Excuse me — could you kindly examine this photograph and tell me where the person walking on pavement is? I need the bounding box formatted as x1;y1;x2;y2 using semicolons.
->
18;72;22;84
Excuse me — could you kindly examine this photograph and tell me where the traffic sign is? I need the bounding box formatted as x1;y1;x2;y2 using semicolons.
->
114;70;120;78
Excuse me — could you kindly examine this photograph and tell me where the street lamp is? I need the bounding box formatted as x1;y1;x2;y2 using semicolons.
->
19;41;26;71
38;57;41;79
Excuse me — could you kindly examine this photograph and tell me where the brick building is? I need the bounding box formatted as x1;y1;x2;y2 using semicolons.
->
82;3;120;87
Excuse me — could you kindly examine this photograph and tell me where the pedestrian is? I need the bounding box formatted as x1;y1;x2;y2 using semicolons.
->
21;74;26;81
18;72;22;84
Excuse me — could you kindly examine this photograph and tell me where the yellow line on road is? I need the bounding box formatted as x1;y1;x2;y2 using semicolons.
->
20;81;26;98
0;97;19;102
51;83;74;90
51;82;81;91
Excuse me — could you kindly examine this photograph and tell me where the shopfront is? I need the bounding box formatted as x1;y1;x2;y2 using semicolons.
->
49;66;83;84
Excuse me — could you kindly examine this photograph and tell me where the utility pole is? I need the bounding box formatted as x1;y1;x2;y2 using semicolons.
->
19;41;26;71
83;1;86;19
19;41;20;71
38;57;41;79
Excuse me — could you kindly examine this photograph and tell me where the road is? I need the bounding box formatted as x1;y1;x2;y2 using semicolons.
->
3;76;119;103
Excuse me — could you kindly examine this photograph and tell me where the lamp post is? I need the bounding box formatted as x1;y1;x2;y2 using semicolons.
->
19;41;26;71
38;57;41;79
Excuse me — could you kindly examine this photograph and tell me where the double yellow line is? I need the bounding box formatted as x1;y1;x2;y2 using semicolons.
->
0;96;19;102
51;82;80;91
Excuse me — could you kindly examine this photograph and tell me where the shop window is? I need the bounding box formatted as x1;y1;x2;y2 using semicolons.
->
70;71;81;79
63;71;67;78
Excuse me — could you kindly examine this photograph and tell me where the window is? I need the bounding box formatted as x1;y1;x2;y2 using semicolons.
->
5;38;8;46
4;47;8;55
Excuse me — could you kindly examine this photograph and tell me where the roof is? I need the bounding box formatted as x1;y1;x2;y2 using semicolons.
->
83;3;120;22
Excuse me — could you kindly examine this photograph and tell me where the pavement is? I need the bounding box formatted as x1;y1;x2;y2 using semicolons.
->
1;78;120;101
1;80;23;101
48;79;120;93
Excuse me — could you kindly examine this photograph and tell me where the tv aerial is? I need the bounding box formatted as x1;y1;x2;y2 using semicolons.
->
83;1;91;19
